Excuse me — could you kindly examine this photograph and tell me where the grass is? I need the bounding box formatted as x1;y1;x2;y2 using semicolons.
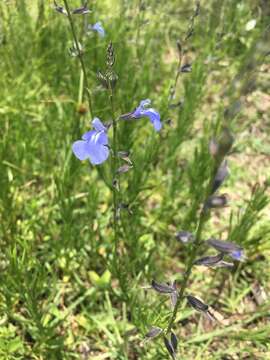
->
0;0;269;359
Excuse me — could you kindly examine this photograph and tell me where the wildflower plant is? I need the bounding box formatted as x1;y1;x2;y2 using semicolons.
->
1;1;269;359
145;127;251;358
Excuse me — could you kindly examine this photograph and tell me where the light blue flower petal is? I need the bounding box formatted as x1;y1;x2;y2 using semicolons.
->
88;142;109;165
143;109;162;132
92;117;106;132
72;140;90;160
96;132;108;145
92;22;105;37
82;130;95;141
230;249;244;261
140;99;151;109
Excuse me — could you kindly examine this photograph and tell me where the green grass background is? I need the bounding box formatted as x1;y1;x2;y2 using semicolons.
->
0;0;269;359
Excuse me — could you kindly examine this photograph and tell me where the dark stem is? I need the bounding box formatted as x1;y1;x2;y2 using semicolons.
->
165;208;207;334
165;156;218;335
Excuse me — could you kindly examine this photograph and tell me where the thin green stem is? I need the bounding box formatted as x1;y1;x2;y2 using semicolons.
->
165;209;208;335
109;86;118;263
63;0;94;120
165;157;218;335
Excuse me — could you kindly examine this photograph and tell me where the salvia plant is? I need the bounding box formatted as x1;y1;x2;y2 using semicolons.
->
52;1;269;358
1;0;269;359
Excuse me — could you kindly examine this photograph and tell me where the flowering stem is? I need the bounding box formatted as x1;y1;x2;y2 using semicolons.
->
165;160;217;335
165;209;207;335
63;0;94;120
109;85;119;265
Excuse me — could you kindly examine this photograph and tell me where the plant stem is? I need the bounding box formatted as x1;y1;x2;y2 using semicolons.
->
166;157;217;335
63;0;94;120
165;208;207;335
109;84;119;264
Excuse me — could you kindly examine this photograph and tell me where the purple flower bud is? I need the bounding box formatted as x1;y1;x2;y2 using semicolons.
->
72;4;91;15
145;326;163;339
204;194;229;209
212;160;229;193
180;63;192;73
187;295;216;321
164;336;177;360
151;280;176;294
194;253;224;266
176;231;194;244
194;253;234;268
207;238;245;261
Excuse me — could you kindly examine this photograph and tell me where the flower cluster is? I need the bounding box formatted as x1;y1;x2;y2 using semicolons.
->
72;100;162;165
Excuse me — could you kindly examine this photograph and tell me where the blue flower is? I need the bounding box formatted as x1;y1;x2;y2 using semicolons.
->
72;118;109;165
132;99;162;132
90;22;105;37
230;249;245;261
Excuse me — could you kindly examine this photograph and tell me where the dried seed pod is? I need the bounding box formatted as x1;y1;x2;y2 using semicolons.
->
151;280;176;294
218;128;234;158
209;138;219;157
105;69;118;89
194;253;224;266
170;291;178;309
116;164;133;174
117;151;132;164
117;151;130;158
207;238;245;261
53;1;67;16
169;281;178;308
176;231;194;244
106;41;115;67
180;63;192;73
69;42;83;57
212;160;229;193
72;4;91;14
170;332;178;352
112;178;119;191
187;295;208;312
204;194;229;209
207;238;241;253
164;337;176;360
214;260;234;268
97;71;109;89
145;326;163;340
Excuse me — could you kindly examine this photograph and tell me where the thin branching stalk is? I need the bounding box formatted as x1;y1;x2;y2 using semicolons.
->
165;158;218;335
63;0;94;119
165;208;208;335
109;84;119;262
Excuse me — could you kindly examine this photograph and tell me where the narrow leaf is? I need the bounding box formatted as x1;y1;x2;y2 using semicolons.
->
194;253;224;266
116;164;133;174
207;238;241;254
145;326;163;339
151;280;175;294
171;332;178;352
164;337;176;360
187;295;208;312
212;160;229;193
